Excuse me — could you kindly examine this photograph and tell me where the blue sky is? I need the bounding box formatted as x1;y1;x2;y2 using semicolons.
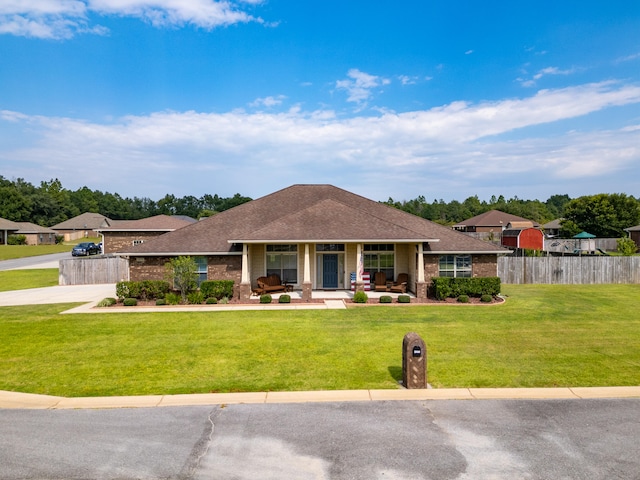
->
1;1;639;203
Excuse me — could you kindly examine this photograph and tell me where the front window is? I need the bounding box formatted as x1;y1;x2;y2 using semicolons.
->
439;255;472;277
266;244;298;283
194;256;208;286
364;244;394;280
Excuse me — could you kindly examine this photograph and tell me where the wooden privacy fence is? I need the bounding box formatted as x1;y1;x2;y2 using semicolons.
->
59;256;129;285
498;256;640;284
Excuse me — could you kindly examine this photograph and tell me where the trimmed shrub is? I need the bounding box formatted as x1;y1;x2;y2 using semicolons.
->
457;295;470;303
481;294;493;303
379;295;392;304
260;294;272;304
218;297;230;304
278;294;291;304
96;297;116;307
187;291;204;304
200;280;234;300
165;292;181;305
123;298;137;306
156;298;166;306
353;291;368;303
115;280;170;301
432;277;501;300
7;234;27;245
205;297;218;304
398;295;411;304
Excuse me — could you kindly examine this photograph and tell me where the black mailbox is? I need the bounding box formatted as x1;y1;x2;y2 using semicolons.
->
402;332;427;389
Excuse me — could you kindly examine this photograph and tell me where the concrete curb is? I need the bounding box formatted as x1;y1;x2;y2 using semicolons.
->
1;387;638;410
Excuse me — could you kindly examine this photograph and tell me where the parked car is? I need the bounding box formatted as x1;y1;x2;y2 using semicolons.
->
72;242;100;256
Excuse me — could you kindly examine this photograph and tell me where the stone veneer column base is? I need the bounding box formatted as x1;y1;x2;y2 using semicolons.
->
415;281;427;300
238;283;252;302
354;281;365;293
302;282;312;302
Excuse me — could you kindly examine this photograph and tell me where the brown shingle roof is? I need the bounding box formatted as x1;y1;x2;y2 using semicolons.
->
118;185;507;255
51;212;112;230
0;217;21;230
15;222;57;234
453;209;540;228
98;215;194;232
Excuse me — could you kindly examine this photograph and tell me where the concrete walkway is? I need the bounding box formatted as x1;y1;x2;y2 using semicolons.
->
1;386;639;410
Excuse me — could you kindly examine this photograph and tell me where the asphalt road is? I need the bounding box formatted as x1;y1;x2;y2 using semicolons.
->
1;398;639;479
0;252;70;271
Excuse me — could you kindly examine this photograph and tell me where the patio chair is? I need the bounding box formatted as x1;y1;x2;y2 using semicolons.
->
373;271;388;292
389;273;408;293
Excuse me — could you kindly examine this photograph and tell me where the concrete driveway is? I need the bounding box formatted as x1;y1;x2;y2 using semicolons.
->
0;283;116;306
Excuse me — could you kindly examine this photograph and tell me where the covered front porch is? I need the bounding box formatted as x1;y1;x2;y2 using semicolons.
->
236;241;429;302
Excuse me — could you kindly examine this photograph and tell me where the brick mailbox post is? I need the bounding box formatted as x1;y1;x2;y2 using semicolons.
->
402;332;427;389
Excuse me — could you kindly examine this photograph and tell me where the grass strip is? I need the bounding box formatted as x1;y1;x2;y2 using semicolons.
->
0;269;59;291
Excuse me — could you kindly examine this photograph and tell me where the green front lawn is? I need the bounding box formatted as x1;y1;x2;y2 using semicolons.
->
1;284;639;397
0;269;59;292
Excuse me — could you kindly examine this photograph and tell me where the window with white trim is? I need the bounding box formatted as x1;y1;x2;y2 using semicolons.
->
266;244;297;283
363;244;394;279
438;255;472;277
194;256;208;286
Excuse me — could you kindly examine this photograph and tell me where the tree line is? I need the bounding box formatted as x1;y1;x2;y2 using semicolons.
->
0;177;252;226
1;176;638;238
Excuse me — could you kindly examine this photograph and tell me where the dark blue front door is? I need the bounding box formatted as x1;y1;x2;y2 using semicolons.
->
323;254;338;289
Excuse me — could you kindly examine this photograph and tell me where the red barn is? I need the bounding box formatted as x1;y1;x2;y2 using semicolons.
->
501;227;544;250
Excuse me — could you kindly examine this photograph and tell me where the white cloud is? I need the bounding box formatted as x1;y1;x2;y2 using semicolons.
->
0;0;263;39
336;69;391;104
520;66;578;87
1;81;639;200
250;95;286;108
398;75;417;86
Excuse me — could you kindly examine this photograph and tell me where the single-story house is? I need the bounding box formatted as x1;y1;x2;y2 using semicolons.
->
52;212;113;242
116;185;509;301
542;218;563;238
453;210;540;235
625;225;640;250
96;215;196;254
0;217;20;245
14;222;58;245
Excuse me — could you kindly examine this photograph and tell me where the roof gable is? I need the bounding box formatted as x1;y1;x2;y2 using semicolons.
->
51;212;112;230
454;209;540;228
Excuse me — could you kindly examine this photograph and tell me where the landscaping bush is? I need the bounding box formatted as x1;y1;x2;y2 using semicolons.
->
200;280;234;300
187;291;204;305
165;292;181;305
96;297;116;307
260;294;272;304
115;280;170;301
432;277;501;300
156;299;166;306
7;235;27;245
123;298;137;306
398;295;411;303
278;294;291;304
205;297;218;304
379;295;392;303
457;295;470;303
353;291;368;303
218;297;230;304
481;294;493;303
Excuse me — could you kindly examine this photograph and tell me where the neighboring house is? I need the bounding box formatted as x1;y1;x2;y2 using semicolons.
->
501;224;544;251
52;212;113;241
453;210;540;236
97;215;196;254
0;217;20;245
14;222;58;245
543;218;563;238
116;185;508;301
624;225;640;250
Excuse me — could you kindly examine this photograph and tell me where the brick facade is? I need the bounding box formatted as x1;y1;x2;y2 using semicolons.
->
128;255;242;286
422;254;498;283
104;232;169;254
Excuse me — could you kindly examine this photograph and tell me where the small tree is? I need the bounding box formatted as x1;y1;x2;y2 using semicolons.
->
616;237;638;256
165;256;198;303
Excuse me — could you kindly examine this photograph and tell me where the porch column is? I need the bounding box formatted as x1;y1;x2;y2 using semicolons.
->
302;243;312;301
239;243;252;301
354;243;365;293
416;242;427;299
